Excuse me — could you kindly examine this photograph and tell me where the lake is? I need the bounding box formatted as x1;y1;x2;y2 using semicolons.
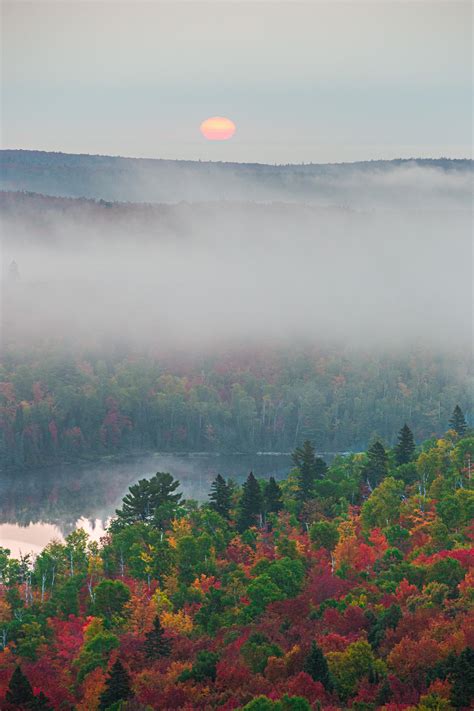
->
0;452;293;557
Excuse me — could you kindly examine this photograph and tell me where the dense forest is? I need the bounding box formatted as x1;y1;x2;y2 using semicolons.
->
0;346;470;470
0;413;472;709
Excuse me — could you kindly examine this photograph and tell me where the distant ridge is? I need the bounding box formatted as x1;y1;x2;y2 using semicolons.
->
1;149;472;206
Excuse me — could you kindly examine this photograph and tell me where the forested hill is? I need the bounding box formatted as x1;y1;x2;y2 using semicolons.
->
0;347;471;470
0;429;473;709
1;150;472;206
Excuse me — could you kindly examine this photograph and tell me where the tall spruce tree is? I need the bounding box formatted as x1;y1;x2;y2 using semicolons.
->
364;441;388;489
264;476;283;514
303;641;332;689
99;659;132;710
5;666;35;709
292;440;318;502
395;424;415;465
237;472;263;532
449;406;467;436
144;615;171;660
209;474;232;519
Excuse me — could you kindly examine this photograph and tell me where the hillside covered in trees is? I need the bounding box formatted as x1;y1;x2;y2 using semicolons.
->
0;414;472;709
1;151;472;207
0;346;470;470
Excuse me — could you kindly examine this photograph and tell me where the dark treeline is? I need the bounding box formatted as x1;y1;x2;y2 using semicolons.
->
0;346;470;470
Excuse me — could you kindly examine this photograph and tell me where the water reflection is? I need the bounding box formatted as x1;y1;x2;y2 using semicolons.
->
0;453;292;557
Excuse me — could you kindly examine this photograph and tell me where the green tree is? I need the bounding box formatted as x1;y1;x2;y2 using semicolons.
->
246;574;282;618
237;472;263;532
209;474;232;519
112;472;182;530
264;476;283;514
241;632;282;674
144;615;171;659
449;406;467;436
309;520;339;551
99;659;132;710
363;441;389;488
450;647;474;708
92;579;131;620
361;477;404;530
303;640;332;689
179;650;219;682
426;557;465;592
292;440;318;502
395;424;416;465
5;666;35;709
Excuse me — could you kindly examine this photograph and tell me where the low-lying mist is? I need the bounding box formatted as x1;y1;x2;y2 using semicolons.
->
0;158;472;354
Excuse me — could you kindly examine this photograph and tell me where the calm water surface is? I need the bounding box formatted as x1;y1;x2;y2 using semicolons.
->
0;453;293;557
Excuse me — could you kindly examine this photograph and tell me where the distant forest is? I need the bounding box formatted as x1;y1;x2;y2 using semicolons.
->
0;346;470;470
1;150;472;205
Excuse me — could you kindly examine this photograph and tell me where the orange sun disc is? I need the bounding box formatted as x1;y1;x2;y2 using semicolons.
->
200;116;236;141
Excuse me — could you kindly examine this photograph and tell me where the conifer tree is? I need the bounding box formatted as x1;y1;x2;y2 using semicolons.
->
314;456;328;478
5;666;35;709
395;424;415;465
449;405;467;436
209;474;232;519
237;472;263;532
144;615;171;660
112;472;182;530
99;659;132;710
264;476;283;514
292;440;318;502
364;441;388;488
303;641;332;690
450;647;474;709
34;692;53;711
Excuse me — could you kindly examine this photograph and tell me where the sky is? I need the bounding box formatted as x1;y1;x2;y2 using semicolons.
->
1;0;472;164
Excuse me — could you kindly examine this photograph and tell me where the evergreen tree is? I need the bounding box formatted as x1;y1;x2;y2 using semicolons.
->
364;441;388;488
450;647;474;708
209;474;232;519
99;659;132;710
144;615;171;660
112;472;182;530
303;641;332;690
395;424;415;465
5;666;35;709
449;405;467;436
314;456;328;478
264;477;283;514
292;440;318;502
237;472;263;532
33;692;53;711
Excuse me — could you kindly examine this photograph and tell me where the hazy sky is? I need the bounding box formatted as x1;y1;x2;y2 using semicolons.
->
1;1;472;163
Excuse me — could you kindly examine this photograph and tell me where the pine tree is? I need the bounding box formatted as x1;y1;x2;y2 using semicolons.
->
303;641;332;690
237;472;263;532
292;440;318;502
450;647;474;709
364;441;388;488
395;424;415;465
99;659;132;710
144;615;171;660
209;474;232;519
264;476;283;514
33;692;53;711
314;456;328;478
6;666;35;709
112;472;182;531
449;405;467;436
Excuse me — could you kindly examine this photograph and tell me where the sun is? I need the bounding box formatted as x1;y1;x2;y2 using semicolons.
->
200;116;236;141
